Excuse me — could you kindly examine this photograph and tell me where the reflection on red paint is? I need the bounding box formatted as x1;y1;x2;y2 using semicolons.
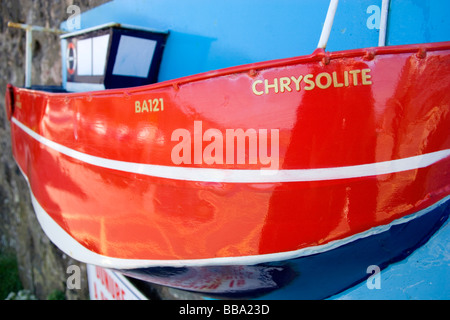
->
7;42;450;261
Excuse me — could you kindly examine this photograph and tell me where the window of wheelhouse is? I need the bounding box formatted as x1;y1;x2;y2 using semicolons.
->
61;24;168;92
77;34;110;76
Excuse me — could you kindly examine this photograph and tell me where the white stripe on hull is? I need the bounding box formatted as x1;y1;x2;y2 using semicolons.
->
12;117;450;183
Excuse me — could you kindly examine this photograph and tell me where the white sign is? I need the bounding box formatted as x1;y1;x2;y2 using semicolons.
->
87;264;147;300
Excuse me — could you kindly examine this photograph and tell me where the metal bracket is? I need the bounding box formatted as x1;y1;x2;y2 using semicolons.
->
7;22;65;88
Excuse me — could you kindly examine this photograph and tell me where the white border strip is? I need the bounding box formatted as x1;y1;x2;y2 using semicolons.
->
378;0;390;46
11;117;450;183
65;82;105;93
317;0;339;49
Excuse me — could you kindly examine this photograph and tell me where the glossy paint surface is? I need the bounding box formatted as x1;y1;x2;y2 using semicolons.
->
8;42;450;264
122;198;449;298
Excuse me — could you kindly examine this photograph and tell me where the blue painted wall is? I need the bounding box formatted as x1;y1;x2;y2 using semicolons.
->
61;0;450;82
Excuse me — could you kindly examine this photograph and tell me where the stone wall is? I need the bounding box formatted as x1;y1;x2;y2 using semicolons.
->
0;0;110;300
0;0;203;300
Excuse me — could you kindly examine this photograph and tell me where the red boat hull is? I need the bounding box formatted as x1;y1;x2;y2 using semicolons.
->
5;42;450;269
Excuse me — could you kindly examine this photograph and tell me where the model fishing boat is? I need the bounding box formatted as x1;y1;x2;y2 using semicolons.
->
5;0;449;299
